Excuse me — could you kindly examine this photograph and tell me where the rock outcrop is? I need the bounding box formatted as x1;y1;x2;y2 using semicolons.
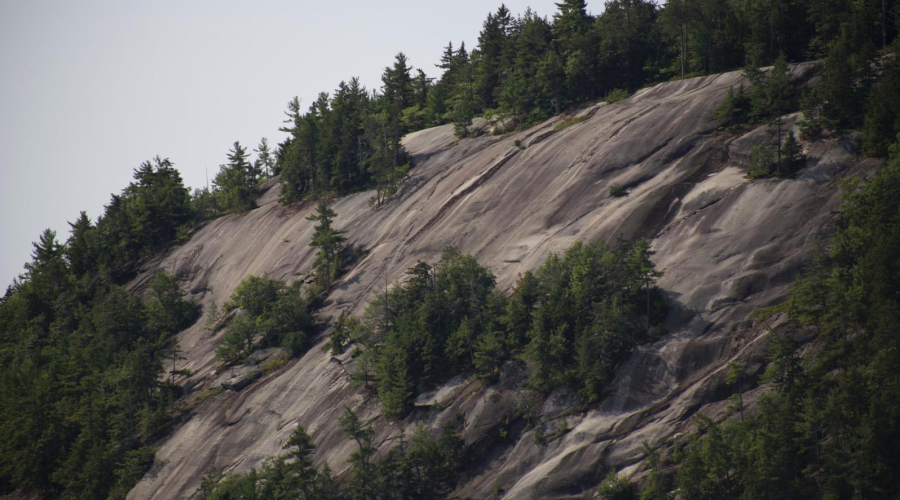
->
127;62;866;499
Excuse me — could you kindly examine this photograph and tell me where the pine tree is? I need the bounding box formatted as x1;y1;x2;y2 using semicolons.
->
446;316;476;371
204;299;222;332
750;55;794;174
628;239;662;328
748;140;777;179
66;211;96;278
862;57;900;157
498;69;530;127
147;272;197;338
323;311;352;356
473;6;513;111
377;344;414;416
725;361;747;419
383;52;414;116
436;41;455;71
216;314;255;362
283;425;318;498
413;69;430;108
660;0;691;78
351;347;376;388
339;407;377;499
214;141;257;212
537;50;567;115
474;329;504;379
553;0;592;56
168;337;186;385
714;85;751;130
254;137;274;179
596;0;659;92
306;202;347;287
452;95;474;138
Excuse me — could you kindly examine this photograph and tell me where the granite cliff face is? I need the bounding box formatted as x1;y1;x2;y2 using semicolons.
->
127;62;864;499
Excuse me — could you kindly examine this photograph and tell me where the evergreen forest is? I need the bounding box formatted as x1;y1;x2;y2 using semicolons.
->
3;0;900;499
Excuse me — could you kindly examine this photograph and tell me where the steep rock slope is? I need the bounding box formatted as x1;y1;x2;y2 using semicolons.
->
128;62;859;499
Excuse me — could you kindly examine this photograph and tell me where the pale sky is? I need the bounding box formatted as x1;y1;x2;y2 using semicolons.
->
0;0;578;288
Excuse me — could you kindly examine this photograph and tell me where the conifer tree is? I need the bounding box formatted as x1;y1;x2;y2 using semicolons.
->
750;55;793;173
474;329;504;379
537;50;567;115
283;425;319;498
714;85;751;130
214;141;257;212
499;69;529;127
452;95;474;138
254;137;274;179
779;131;805;177
66;211;96;278
306;202;347;287
628;239;662;327
339;407;377;498
377;344;414;416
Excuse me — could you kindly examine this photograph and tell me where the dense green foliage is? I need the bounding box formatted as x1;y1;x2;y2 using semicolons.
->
0;159;205;499
213;202;351;365
275;0;899;204
214;276;316;364
60;157;196;275
276;75;413;205
342;240;663;416
711;56;809;179
4;2;900;499
0;261;197;499
197;408;462;500
523;239;666;402
191;137;276;219
212;141;262;213
630;135;900;499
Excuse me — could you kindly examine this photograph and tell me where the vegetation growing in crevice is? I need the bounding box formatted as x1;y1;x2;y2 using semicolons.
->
214;276;316;364
339;239;664;417
197;408;463;500
213;202;353;366
3;2;900;499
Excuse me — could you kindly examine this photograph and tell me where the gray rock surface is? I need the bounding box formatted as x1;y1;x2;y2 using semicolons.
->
212;365;261;392
127;62;869;499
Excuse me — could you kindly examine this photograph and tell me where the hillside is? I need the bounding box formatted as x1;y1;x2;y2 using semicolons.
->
119;62;871;500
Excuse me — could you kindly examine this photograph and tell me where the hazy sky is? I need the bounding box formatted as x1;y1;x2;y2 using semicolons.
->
0;0;579;288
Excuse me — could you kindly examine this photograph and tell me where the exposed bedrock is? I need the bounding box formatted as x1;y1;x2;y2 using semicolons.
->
128;62;866;499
